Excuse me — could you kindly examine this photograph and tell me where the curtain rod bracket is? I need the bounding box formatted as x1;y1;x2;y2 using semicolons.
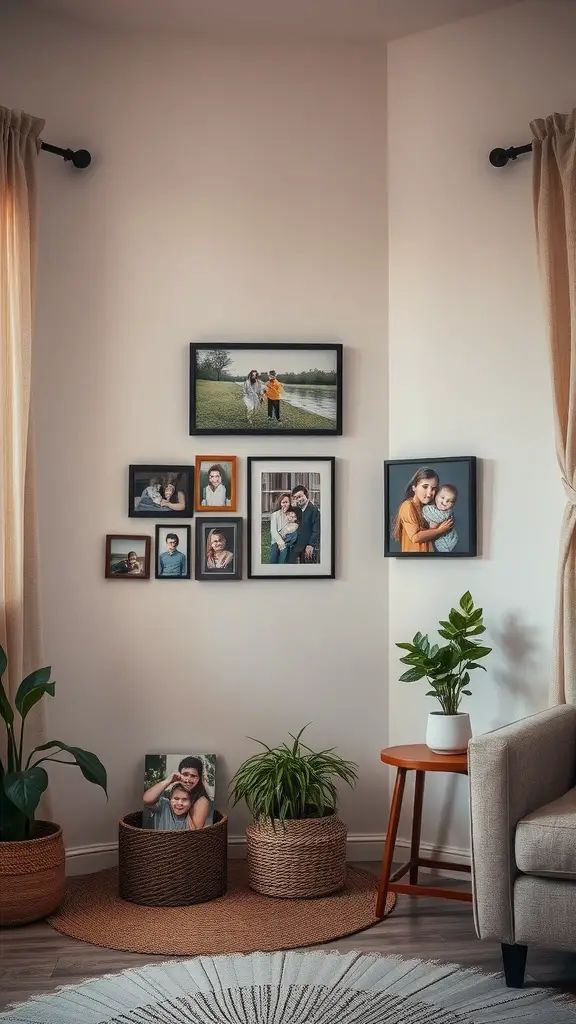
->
40;141;91;169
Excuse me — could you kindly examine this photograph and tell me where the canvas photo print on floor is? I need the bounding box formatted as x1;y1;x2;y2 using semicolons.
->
142;753;216;830
189;343;343;435
247;457;335;579
384;457;477;557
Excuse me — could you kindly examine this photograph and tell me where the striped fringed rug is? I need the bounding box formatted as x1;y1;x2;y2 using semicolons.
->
1;950;575;1023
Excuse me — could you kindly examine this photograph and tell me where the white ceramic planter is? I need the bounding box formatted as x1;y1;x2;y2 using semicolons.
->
426;711;471;755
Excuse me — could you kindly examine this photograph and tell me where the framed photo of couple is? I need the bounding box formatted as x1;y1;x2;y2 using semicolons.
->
189;342;343;436
384;457;477;558
247;457;335;579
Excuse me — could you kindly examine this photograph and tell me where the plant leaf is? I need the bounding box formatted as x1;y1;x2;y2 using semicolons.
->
399;667;427;682
448;609;467;630
438;629;454;641
0;674;14;727
30;741;107;795
462;689;472;695
466;625;486;636
466;662;486;672
460;591;474;615
0;646;7;679
4;767;49;818
15;667;55;720
465;646;492;659
396;643;415;652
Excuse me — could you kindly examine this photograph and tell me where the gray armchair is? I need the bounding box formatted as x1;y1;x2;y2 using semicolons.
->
468;705;576;987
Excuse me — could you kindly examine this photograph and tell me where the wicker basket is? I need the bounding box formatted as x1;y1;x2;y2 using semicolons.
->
246;814;347;898
0;821;65;926
118;811;228;906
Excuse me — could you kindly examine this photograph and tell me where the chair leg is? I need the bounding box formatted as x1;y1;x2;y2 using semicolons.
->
409;770;425;885
376;767;407;919
501;943;528;988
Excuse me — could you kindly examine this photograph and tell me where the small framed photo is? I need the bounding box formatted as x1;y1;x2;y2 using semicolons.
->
189;342;343;435
384;457;477;558
155;525;191;579
194;456;237;512
195;518;243;581
143;753;216;830
247;457;335;579
105;535;151;579
129;465;193;518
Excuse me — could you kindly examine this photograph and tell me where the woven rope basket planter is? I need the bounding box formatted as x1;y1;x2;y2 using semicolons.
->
118;810;228;907
246;813;347;898
0;820;65;926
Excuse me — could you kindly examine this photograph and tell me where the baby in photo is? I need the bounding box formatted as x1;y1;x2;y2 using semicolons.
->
277;506;300;563
422;484;458;552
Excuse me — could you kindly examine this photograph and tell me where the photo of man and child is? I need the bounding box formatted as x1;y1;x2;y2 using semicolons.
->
260;473;321;566
385;457;477;558
142;753;216;831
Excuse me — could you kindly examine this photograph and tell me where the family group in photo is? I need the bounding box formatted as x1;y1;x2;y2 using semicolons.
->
268;485;320;564
135;474;187;513
393;468;459;553
143;756;211;830
243;369;283;426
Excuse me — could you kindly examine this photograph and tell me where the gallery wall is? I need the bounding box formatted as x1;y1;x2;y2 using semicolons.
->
0;3;388;861
387;0;575;854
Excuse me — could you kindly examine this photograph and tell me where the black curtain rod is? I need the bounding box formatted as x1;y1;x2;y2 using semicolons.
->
40;141;91;169
489;142;532;167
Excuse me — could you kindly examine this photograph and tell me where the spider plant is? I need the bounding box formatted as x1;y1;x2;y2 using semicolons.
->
229;725;358;822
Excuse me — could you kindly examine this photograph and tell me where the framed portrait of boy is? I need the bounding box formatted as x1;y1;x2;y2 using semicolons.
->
195;517;243;581
194;456;237;512
105;535;151;579
247;457;335;579
384;457;477;558
129;465;193;518
189;342;343;436
155;525;191;579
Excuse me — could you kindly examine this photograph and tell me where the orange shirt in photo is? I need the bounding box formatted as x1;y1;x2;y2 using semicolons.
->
266;378;283;401
397;499;433;553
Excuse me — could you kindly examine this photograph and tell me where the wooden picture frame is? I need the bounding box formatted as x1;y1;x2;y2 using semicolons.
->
194;456;238;512
105;535;151;579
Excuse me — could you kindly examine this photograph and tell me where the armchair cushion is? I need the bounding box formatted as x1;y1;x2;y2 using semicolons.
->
515;787;576;880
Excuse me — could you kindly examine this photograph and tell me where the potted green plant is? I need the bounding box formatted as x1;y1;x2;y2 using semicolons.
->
229;725;358;898
0;645;107;925
396;591;491;754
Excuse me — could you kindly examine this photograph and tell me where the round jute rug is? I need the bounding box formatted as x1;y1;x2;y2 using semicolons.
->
46;862;395;955
2;951;575;1023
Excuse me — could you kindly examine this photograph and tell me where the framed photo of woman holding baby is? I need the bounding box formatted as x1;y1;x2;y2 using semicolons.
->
384;457;477;558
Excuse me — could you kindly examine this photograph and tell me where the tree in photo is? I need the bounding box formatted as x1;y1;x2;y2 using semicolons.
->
197;350;232;381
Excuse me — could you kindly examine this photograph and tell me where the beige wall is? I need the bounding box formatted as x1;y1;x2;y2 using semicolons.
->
388;0;576;853
0;6;389;859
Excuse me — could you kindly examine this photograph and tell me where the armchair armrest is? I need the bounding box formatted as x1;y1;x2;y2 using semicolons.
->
468;706;576;943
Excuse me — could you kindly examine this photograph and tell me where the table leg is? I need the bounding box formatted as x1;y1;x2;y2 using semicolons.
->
376;767;407;918
409;770;425;885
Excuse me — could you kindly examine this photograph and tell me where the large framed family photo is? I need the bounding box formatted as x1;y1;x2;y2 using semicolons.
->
129;465;193;518
384;457;477;558
247;457;335;579
189;343;343;435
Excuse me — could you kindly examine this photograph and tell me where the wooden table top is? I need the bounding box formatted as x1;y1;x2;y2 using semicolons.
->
381;743;468;773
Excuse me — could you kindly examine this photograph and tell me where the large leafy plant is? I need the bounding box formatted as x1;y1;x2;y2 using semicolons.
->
397;592;491;716
229;725;358;822
0;645;107;841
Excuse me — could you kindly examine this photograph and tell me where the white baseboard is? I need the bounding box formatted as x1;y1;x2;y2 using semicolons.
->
66;834;470;876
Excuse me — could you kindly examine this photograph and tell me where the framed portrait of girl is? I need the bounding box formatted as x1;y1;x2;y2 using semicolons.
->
195;518;243;581
384;457;477;557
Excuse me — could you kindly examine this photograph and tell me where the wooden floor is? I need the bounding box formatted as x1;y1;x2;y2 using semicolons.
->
1;864;575;1011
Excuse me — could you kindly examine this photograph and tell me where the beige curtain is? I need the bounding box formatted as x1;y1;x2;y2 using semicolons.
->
0;106;44;701
531;109;576;706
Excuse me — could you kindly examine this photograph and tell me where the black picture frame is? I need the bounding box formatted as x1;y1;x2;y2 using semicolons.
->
105;535;151;579
189;342;343;436
384;456;477;558
155;524;191;580
195;517;243;581
247;456;336;580
129;465;193;518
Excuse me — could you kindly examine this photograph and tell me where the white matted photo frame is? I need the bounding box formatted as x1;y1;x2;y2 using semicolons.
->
194;456;237;512
155;525;191;579
195;517;243;581
247;457;335;580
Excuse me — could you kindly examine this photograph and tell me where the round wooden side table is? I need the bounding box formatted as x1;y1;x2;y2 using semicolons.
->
375;744;472;918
